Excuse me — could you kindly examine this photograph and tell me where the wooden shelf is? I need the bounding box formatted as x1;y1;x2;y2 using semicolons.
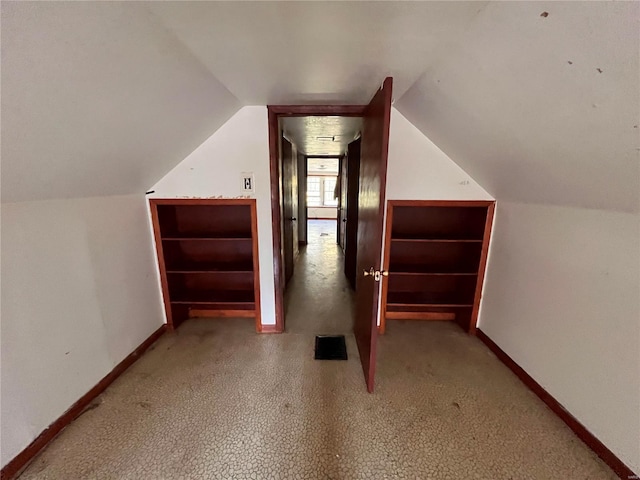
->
391;237;482;243
170;290;255;305
151;199;261;330
162;235;251;241
386;291;473;308
381;201;494;335
165;261;254;274
389;265;478;275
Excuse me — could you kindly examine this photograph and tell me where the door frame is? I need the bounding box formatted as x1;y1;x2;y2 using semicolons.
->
268;105;366;333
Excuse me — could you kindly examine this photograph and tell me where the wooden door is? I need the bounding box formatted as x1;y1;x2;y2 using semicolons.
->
291;145;299;260
354;77;393;393
281;137;297;285
338;156;348;251
344;138;361;289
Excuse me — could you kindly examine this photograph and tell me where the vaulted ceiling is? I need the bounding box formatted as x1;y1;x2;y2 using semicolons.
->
2;1;638;211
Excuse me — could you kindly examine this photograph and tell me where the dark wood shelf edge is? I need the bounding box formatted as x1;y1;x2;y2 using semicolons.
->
171;301;255;305
161;237;252;241
189;309;256;318
385;311;456;321
166;270;254;274
476;329;637;479
0;325;167;480
386;303;473;308
389;272;478;276
391;238;483;243
259;324;283;334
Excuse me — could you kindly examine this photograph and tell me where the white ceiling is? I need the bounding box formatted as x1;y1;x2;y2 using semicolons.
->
282;117;362;156
2;1;638;212
396;1;639;213
147;1;484;105
307;157;340;176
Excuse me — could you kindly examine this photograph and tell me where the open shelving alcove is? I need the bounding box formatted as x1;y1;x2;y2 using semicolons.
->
380;200;495;334
150;199;261;331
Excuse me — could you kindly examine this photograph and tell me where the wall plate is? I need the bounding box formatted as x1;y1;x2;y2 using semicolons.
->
241;172;254;193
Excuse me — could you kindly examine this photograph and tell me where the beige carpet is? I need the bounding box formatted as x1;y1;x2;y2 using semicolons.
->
18;319;614;479
17;220;616;479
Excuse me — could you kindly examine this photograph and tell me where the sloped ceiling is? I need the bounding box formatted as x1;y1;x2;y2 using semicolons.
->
2;1;637;211
1;2;240;202
146;1;484;104
396;1;640;213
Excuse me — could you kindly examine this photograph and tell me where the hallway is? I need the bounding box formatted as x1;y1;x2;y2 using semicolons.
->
284;220;355;334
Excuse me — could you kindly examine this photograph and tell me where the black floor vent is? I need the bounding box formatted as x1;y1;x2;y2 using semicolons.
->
314;335;348;360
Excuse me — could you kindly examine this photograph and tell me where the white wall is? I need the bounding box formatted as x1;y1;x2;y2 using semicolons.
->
148;106;276;325
308;207;337;219
376;109;494;326
0;194;165;467
479;202;640;472
386;109;493;201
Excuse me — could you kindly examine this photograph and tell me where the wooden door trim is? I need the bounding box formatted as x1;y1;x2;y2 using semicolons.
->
386;200;495;208
470;202;495;334
267;105;366;333
250;200;263;332
269;105;366;116
379;202;394;335
150;201;173;329
267;107;285;333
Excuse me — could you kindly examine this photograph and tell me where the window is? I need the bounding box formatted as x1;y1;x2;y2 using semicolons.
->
307;176;338;207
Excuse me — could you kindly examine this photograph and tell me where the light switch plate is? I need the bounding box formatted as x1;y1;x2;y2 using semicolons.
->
241;172;254;193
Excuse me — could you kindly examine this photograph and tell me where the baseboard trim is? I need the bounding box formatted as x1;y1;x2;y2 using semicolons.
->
259;324;282;333
1;324;168;480
476;328;636;479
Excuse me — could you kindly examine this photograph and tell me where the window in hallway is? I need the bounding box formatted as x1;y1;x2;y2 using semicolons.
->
307;176;338;207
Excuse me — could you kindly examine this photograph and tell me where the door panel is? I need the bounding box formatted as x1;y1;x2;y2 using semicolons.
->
338;156;348;251
282;137;296;285
291;145;299;260
344;138;361;289
354;77;393;393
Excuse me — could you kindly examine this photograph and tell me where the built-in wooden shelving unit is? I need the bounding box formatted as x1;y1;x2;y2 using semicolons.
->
150;199;261;331
381;200;495;334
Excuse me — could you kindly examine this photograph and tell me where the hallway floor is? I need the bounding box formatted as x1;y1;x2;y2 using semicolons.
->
16;221;616;479
285;220;354;334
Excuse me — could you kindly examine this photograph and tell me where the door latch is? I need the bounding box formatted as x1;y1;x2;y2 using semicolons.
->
374;270;389;281
364;267;389;282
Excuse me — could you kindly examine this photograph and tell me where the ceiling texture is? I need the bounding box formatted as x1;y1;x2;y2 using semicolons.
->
2;1;638;212
282;117;362;156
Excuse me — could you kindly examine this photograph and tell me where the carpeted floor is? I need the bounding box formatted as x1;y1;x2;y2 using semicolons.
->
17;320;615;479
16;220;616;479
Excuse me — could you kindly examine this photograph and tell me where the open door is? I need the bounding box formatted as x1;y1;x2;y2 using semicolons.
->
344;138;361;289
281;137;298;285
354;77;393;393
338;155;348;251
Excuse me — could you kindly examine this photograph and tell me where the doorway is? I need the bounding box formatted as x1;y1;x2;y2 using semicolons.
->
268;78;393;392
283;151;357;334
